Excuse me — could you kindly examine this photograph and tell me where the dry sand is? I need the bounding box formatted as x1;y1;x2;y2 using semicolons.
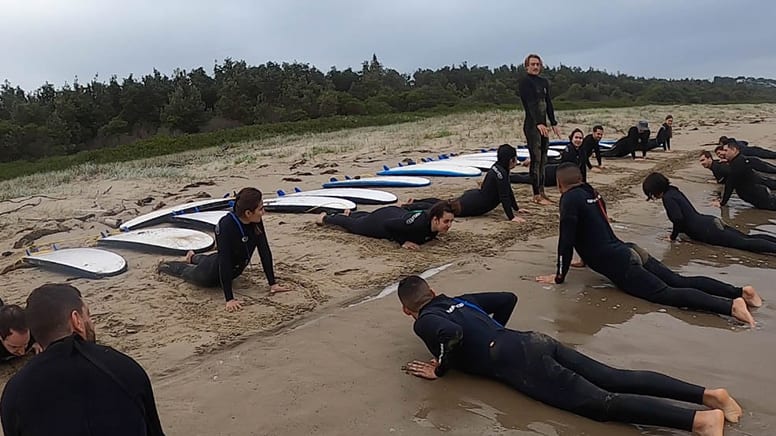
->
1;104;775;435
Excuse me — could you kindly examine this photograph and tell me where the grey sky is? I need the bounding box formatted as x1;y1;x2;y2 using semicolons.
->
3;0;775;91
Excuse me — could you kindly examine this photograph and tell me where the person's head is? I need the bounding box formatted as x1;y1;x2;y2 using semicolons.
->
569;128;584;148
524;54;543;75
699;150;714;168
642;172;670;200
556;162;583;193
637;120;649;132
592;125;604;141
723;141;741;160
718;136;729;146
25;284;95;349
397;275;436;319
428;201;455;234
0;305;30;357
496;143;518;170
714;145;726;160
664;115;673;126
233;187;265;223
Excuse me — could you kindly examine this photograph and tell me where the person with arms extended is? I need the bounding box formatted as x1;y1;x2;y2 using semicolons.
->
657;115;673;151
536;163;760;327
0;284;165;436
715;141;776;210
643;172;776;254
719;136;776;160
581;125;605;172
699;151;729;184
158;187;290;312
399;275;742;436
519;53;560;205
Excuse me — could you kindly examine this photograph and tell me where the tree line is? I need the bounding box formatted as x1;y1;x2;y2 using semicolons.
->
2;54;775;163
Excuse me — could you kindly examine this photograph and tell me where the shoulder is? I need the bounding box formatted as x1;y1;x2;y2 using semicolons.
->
489;165;505;180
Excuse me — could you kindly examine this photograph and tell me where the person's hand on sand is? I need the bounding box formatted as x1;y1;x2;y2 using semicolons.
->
270;283;291;295
511;216;526;223
225;299;243;312
551;125;561;139
31;343;43;355
591;166;603;173
402;359;438;380
537;124;549;137
710;199;721;208
402;241;420;250
535;274;556;284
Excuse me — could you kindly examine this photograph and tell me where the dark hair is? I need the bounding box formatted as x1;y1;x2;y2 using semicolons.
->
428;200;456;220
496;144;517;169
723;140;740;151
556;162;582;186
700;150;713;159
568;128;584;142
642;172;670;200
718;136;728;145
592;125;604;132
25;283;84;348
0;305;27;339
714;145;725;153
665;114;673;120
234;187;263;217
523;53;542;69
398;275;433;312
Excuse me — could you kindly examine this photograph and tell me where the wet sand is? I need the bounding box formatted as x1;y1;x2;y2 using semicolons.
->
1;105;775;434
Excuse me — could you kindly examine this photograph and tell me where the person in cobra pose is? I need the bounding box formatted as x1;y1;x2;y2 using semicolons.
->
399;276;743;436
715;141;776;210
536;163;761;327
157;187;290;312
643;172;776;254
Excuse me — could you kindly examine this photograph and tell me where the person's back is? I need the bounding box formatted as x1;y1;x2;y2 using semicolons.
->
727;154;769;205
1;336;163;436
661;186;717;240
458;163;517;218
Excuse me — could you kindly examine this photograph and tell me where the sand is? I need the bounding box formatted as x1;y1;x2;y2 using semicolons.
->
1;104;775;435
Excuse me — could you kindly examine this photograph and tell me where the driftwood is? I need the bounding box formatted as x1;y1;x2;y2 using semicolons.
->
13;225;70;249
180;181;216;191
0;258;34;275
0;199;42;216
282;177;303;182
0;195;65;204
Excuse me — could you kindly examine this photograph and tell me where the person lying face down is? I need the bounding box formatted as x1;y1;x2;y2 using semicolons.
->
316;200;455;250
398;275;743;436
0;304;39;362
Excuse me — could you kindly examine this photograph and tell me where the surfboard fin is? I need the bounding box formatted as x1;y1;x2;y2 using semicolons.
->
294;187;302;193
277;190;286;196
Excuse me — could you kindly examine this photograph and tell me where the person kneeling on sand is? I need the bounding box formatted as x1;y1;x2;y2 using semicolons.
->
316;200;454;250
399;275;741;436
158;187;290;312
535;163;760;327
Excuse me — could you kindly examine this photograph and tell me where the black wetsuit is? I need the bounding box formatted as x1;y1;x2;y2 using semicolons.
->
661;186;776;253
160;212;276;301
581;134;602;168
601;128;655;159
710;160;730;184
730;138;776;159
749;156;776;174
510;144;583;186
519;74;557;196
554;183;742;315
656;123;672;151
0;335;165;436
413;292;704;431
324;206;439;245
560;143;588;181
510;165;558;187
721;153;776;210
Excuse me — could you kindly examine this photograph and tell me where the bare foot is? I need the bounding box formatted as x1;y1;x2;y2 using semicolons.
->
742;285;762;308
533;195;553;206
703;388;743;423
185;250;195;263
692;409;724;436
571;258;585;268
731;298;755;328
343;208;352;216
315;212;327;226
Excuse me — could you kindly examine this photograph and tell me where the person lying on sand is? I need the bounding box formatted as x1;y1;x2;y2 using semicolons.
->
700;151;730;184
715;141;776;211
643;172;776;254
399;275;741;436
0;304;41;363
536;163;760;327
316;200;454;250
158;187;290;312
719;136;776;160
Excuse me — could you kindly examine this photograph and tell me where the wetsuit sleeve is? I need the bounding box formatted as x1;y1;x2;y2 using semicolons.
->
555;195;578;283
413;314;463;377
255;222;277;286
216;221;238;301
720;161;739;206
458;292;517;326
519;78;543;127
662;197;683;241
497;171;518;219
627;128;638;159
545;78;558;126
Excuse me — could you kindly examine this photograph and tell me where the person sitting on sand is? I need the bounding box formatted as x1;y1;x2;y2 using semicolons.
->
643;172;776;254
316;200;454;250
158;187;290;312
715;141;776;211
399;275;742;436
536;163;761;327
0;304;40;362
719;136;776;160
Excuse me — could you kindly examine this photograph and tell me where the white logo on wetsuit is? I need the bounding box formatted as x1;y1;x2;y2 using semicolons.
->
585;194;602;204
492;166;503;180
445;302;465;313
406;212;422;225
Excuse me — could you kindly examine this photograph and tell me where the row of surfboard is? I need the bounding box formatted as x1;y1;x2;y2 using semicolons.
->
21;143;615;279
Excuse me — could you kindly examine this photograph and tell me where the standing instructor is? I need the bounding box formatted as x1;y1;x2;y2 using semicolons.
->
520;53;560;205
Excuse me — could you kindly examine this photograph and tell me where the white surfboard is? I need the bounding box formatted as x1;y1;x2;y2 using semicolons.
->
24;247;127;279
278;188;397;205
120;197;234;231
323;176;431;188
421;158;492;170
263;196;357;213
452;149;560;160
98;228;215;254
171;210;230;230
377;163;481;177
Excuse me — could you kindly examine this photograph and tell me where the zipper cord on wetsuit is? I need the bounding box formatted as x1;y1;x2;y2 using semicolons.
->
228;212;252;261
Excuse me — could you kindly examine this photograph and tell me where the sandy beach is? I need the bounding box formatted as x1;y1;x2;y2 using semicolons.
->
1;104;775;435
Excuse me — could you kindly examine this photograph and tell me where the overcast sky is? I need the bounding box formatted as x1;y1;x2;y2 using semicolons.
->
2;0;775;91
